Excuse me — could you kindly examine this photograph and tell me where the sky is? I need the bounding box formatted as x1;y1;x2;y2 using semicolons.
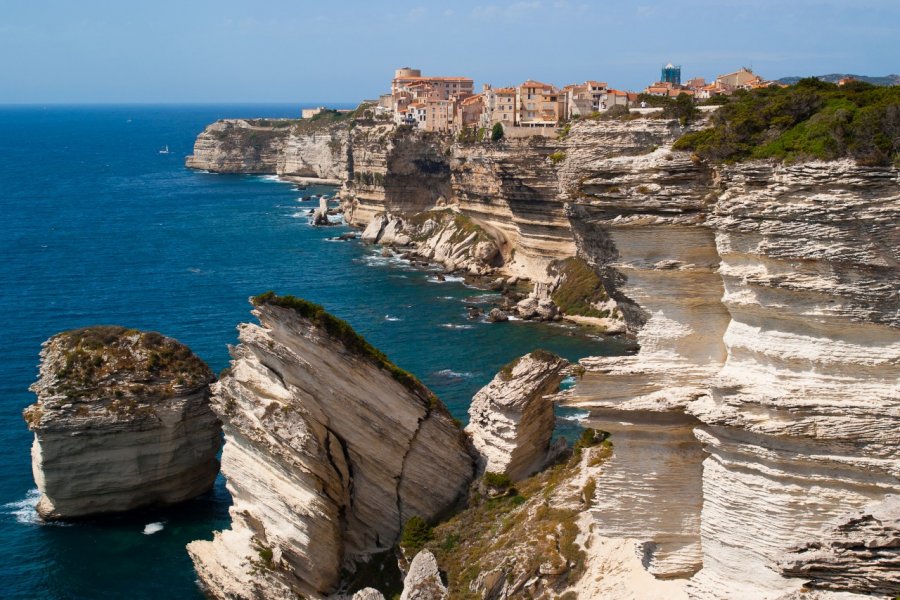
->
1;0;898;104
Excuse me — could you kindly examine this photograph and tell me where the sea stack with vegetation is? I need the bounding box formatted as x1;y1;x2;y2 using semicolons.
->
187;293;476;598
24;326;221;520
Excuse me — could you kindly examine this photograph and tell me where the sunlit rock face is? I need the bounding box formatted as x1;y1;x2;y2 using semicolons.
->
277;127;348;181
187;299;474;599
186;119;292;173
685;161;900;600
465;351;569;481
566;159;899;599
24;327;220;520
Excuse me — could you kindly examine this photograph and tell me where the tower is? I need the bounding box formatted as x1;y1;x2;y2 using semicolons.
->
661;63;681;85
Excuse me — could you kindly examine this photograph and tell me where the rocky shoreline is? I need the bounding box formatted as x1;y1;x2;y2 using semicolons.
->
180;111;899;599
18;108;897;599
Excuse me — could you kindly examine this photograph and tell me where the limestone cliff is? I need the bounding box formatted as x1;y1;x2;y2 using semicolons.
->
187;117;348;181
24;326;220;520
184;111;899;597
562;159;900;599
187;294;475;599
466;350;569;481
186;119;294;173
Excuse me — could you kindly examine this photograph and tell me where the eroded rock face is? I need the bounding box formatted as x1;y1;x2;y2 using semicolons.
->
186;119;293;173
187;296;475;598
685;161;900;600
361;210;501;276
778;495;899;597
562;159;900;598
466;351;568;481
24;326;220;520
277;127;348;182
400;550;448;600
186;118;348;181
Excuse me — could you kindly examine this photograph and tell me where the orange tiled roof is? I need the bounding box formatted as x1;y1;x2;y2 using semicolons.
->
586;81;608;87
461;94;484;105
494;87;516;94
521;80;554;88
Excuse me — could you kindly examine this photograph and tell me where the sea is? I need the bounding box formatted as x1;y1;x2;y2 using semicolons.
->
0;104;626;599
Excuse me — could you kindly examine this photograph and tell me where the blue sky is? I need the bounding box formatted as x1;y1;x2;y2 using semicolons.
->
1;0;898;103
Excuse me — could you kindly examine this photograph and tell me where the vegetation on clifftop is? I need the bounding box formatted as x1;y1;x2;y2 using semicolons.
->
250;292;445;413
413;437;613;599
674;79;900;165
41;326;213;403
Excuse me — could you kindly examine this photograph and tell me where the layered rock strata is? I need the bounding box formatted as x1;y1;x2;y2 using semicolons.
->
778;494;899;597
186;118;348;182
685;160;900;600
564;160;900;598
361;210;501;275
187;295;475;598
24;326;220;520
186;119;295;173
466;351;569;480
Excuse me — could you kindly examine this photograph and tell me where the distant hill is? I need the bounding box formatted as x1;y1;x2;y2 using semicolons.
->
777;73;900;86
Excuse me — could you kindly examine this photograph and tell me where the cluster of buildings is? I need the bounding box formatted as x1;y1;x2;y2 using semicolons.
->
642;63;775;99
369;65;775;135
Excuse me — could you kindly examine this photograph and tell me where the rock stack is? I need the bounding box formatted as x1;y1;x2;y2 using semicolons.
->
466;350;568;481
187;294;475;598
24;326;221;520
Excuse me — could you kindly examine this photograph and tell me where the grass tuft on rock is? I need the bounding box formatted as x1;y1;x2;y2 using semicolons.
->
250;292;445;415
551;257;612;318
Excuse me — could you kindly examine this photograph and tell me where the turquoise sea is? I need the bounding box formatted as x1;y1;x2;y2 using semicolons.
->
0;105;625;599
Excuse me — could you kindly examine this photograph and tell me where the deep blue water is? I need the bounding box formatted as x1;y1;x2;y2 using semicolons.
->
0;105;625;599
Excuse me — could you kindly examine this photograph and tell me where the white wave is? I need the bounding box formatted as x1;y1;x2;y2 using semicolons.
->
560;410;591;422
440;323;475;330
3;489;41;525
434;369;474;379
143;522;165;535
257;175;284;183
559;375;577;389
291;211;311;219
384;315;402;322
506;315;522;321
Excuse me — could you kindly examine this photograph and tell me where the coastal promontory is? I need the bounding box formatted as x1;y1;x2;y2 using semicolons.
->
24;326;221;520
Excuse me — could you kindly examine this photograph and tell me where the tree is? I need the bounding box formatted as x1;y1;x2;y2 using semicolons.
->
491;122;504;141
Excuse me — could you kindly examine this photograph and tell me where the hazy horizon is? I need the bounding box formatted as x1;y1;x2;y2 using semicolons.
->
2;0;898;104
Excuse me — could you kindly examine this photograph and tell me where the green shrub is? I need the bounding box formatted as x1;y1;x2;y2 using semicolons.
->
483;471;513;490
251;292;443;413
400;516;433;553
550;257;611;318
673;79;900;165
582;477;597;506
549;151;566;164
491;122;504;141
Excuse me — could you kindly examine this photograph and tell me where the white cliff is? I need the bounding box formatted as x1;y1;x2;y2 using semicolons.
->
361;210;502;276
24;326;221;520
187;294;475;599
466;350;569;480
562;159;899;599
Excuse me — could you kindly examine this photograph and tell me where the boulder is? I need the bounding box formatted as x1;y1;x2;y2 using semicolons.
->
401;550;448;600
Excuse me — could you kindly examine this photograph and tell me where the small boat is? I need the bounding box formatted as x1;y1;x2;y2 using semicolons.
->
159;145;170;154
